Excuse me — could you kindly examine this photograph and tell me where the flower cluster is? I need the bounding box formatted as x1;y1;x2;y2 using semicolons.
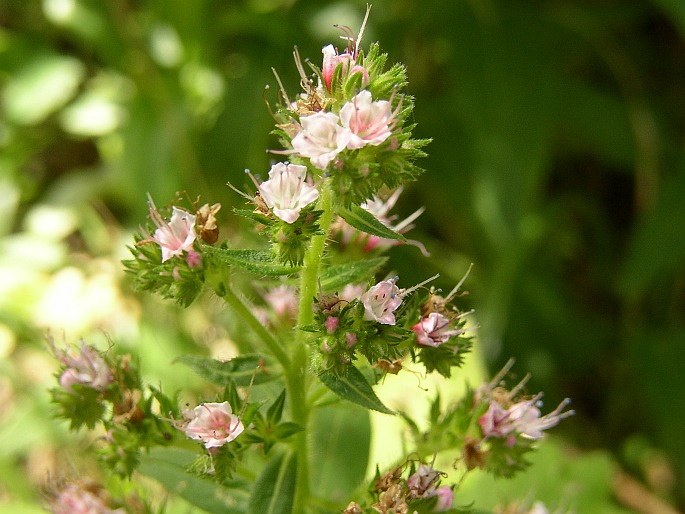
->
269;10;429;208
291;90;397;170
80;10;575;514
440;361;576;478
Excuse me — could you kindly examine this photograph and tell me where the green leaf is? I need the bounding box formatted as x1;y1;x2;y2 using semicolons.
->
273;422;304;440
310;404;371;504
139;448;248;514
319;366;394;415
205;246;301;276
338;204;406;242
319;257;388;292
266;389;286;424
176;354;279;386
248;451;297;514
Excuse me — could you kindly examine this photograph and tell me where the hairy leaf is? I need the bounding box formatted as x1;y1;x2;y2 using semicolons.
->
338;204;406;242
176;354;279;386
205;246;301;276
319;257;388;292
319;366;394;414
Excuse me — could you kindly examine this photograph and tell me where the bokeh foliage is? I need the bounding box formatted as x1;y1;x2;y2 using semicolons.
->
1;0;684;511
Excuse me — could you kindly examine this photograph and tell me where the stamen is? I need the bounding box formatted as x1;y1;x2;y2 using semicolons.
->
401;273;439;297
444;263;474;302
271;67;291;107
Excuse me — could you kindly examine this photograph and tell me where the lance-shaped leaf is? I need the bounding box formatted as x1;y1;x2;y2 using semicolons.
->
319;257;388;292
176;354;279;386
248;451;297;514
319;365;394;415
205;246;301;276
338;204;406;242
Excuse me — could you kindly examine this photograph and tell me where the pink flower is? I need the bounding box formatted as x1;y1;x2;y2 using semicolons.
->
407;464;441;496
339;90;395;149
51;484;124;514
263;284;298;318
182;401;244;449
148;200;197;262
58;342;113;392
291;112;350;169
258;163;319;223
508;397;573;440
360;278;402;325
321;44;369;92
412;312;463;347
478;400;515;439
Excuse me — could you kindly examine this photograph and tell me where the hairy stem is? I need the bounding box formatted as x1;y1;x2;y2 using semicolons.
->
289;182;334;513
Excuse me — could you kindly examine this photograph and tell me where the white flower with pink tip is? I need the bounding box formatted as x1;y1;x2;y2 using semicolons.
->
147;199;197;262
339;90;396;149
258;163;320;223
291;112;351;169
182;401;244;449
360;277;402;325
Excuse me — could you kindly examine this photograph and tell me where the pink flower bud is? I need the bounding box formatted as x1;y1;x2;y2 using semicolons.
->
434;485;454;512
325;316;339;334
258;163;320;223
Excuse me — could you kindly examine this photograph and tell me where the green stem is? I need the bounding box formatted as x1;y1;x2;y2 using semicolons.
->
219;282;291;369
289;183;335;513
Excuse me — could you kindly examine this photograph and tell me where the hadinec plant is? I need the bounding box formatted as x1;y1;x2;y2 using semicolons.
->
48;8;572;514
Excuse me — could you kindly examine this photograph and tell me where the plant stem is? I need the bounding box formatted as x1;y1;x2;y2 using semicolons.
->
219;283;291;369
289;182;334;513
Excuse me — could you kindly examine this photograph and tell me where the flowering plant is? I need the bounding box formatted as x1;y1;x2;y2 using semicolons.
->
48;8;571;514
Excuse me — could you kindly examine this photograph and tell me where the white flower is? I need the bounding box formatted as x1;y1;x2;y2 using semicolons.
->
182;401;244;449
339;90;395;149
149;202;197;262
360;278;402;325
412;312;463;347
291;112;350;169
508;397;573;440
258;163;319;223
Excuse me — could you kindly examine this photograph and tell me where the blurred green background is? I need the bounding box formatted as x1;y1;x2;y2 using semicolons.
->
1;0;684;512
